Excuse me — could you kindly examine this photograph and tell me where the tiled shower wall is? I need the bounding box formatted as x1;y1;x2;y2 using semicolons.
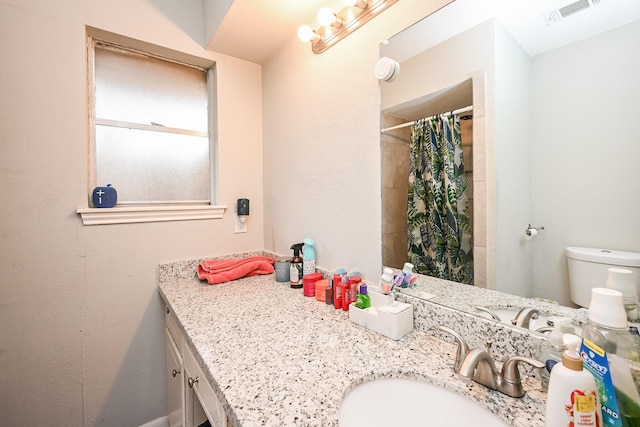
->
381;113;411;269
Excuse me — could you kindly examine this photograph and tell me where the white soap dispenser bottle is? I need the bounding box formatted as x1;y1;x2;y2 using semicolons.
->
545;334;599;427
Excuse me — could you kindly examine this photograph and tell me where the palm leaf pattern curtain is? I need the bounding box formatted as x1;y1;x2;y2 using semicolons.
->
408;115;473;284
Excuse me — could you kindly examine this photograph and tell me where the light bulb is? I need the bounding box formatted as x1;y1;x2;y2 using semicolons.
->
317;8;336;26
297;25;316;42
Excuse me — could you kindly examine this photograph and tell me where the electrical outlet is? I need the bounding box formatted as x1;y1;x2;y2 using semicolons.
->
234;214;248;233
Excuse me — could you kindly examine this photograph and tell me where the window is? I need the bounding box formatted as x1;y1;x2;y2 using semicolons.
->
78;34;225;225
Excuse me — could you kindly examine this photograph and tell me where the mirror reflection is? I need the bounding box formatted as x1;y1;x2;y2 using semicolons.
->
380;0;640;326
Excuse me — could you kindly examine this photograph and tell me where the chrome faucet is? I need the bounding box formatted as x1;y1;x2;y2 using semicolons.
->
439;326;544;398
438;325;470;372
474;306;502;321
458;349;544;397
511;307;540;329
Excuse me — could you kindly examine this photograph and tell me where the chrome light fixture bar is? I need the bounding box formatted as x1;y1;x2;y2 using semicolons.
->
298;0;399;54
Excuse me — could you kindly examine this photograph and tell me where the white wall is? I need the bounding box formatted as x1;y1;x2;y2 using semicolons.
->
531;20;640;305
0;1;263;425
262;0;452;280
493;22;534;297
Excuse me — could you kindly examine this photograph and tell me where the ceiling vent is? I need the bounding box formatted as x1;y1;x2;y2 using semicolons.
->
542;0;602;25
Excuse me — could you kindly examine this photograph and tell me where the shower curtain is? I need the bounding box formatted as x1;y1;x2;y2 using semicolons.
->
407;114;473;284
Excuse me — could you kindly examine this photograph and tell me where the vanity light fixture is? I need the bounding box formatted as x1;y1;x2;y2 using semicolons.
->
298;0;398;54
297;25;320;43
343;0;369;8
317;7;344;28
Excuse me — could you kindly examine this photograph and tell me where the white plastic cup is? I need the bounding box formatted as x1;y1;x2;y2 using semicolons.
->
588;287;628;328
606;268;636;301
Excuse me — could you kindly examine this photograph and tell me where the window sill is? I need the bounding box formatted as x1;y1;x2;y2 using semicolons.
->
76;205;227;225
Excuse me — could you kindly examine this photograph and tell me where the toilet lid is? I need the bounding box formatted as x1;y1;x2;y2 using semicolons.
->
566;247;640;267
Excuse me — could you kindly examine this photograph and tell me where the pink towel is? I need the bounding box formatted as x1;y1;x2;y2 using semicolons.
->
197;256;275;285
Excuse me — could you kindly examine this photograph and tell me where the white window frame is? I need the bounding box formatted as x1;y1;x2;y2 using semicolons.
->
77;28;226;225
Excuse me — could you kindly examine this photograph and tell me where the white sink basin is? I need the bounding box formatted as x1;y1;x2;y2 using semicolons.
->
338;378;510;427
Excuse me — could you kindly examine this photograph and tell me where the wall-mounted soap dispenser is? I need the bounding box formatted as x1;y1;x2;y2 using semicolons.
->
234;198;249;233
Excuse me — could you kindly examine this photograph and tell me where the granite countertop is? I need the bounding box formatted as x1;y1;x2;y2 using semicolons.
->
158;258;546;427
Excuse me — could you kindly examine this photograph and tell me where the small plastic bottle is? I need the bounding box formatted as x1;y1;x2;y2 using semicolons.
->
400;262;414;288
333;268;347;309
348;272;361;307
334;276;344;309
402;262;414;275
355;284;371;309
380;267;394;294
325;277;334;305
342;275;351;311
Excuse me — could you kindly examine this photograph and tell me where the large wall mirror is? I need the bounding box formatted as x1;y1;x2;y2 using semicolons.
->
380;0;640;324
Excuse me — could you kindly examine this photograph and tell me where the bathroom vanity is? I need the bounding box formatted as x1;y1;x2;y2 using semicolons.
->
158;256;547;427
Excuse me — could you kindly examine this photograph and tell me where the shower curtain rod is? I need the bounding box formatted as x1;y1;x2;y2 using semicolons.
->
380;105;473;134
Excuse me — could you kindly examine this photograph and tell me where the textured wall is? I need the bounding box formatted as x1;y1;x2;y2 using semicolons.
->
0;1;264;425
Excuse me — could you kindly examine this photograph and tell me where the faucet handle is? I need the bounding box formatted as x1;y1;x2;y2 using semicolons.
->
438;325;470;372
500;355;545;397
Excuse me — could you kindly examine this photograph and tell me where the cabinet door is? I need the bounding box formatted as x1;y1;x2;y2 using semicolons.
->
183;345;227;427
184;361;209;427
166;328;184;427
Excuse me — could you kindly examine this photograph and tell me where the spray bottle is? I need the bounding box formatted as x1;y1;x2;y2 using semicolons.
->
289;243;304;289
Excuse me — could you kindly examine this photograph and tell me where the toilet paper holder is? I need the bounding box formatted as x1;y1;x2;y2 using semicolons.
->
525;224;545;239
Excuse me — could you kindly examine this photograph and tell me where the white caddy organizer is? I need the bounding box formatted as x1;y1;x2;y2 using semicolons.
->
348;289;413;340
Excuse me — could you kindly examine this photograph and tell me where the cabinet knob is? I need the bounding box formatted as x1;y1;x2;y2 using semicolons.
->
172;369;181;378
188;376;199;388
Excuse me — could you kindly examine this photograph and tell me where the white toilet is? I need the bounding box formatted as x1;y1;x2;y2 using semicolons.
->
566;246;640;307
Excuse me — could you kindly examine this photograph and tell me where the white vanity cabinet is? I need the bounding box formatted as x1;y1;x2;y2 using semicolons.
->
165;306;228;427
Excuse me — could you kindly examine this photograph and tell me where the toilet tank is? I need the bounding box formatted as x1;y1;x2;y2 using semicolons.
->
566;247;640;307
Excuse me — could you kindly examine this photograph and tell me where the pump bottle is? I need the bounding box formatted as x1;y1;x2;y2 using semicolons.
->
538;327;564;392
538;320;573;392
545;334;599;427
